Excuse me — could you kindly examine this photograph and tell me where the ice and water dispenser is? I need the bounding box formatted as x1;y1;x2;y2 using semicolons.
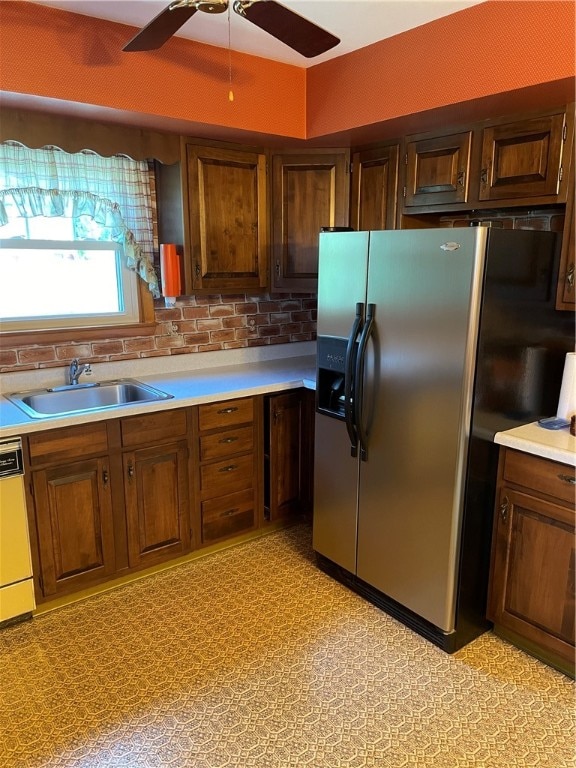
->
316;336;349;418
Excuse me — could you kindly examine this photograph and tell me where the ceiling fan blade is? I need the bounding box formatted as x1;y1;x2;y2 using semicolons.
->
123;3;199;52
236;1;340;58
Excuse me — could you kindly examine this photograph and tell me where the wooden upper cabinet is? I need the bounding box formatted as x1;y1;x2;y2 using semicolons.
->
479;113;568;202
185;143;268;292
404;131;471;207
557;165;575;310
350;145;399;231
271;149;350;292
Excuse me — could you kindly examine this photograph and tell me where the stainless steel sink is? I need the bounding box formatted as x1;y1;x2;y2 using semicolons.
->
6;379;174;419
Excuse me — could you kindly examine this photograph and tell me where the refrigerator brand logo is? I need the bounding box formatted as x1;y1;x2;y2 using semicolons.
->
440;242;461;251
327;353;344;364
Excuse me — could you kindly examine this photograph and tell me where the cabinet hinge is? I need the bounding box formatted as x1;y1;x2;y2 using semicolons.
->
403;185;407;198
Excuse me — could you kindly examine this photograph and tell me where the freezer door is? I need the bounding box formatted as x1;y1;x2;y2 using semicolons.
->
316;231;369;338
312;231;370;570
356;228;486;632
312;412;361;572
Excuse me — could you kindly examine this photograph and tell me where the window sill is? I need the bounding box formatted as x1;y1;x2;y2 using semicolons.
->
0;322;157;347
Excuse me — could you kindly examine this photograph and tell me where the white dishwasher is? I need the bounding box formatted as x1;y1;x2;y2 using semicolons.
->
0;438;35;626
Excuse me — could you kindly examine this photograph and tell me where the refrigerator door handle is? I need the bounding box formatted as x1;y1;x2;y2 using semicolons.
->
345;302;363;457
355;302;375;462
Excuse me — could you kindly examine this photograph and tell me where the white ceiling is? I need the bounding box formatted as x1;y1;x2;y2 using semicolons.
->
31;0;485;67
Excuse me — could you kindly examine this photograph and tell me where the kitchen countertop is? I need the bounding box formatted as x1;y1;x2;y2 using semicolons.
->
494;422;576;466
0;354;317;438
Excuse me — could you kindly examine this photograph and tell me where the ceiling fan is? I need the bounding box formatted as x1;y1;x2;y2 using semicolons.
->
123;0;340;58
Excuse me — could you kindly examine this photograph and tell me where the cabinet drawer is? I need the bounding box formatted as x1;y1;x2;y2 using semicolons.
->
28;423;108;465
200;453;254;497
198;398;253;432
121;409;187;447
200;425;253;461
201;489;255;543
503;449;575;505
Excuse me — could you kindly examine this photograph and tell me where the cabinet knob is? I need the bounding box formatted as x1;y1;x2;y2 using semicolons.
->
127;462;134;479
219;436;238;444
480;168;488;185
195;263;200;278
217;406;238;415
219;464;238;473
457;170;465;187
558;473;575;486
220;507;239;518
500;495;509;523
102;468;109;486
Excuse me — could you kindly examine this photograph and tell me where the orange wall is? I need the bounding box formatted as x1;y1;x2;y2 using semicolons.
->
0;1;306;139
0;1;574;141
307;0;576;138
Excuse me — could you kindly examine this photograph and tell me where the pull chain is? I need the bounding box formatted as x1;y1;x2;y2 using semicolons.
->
228;5;234;102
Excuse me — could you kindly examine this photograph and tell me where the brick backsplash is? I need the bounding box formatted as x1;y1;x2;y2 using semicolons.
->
1;293;318;374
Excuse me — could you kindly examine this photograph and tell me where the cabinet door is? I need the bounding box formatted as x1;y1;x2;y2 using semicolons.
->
271;150;350;291
350;145;399;231
124;441;191;569
186;144;268;292
32;457;115;597
266;390;314;521
488;487;575;667
404;131;471;207
557;164;575;310
479;113;566;201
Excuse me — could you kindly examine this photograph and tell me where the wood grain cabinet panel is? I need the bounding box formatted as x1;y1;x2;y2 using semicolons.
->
557;162;575;310
271;150;350;291
265;389;314;522
185;143;268;292
32;457;115;597
405;131;471;207
479;113;566;201
123;441;191;569
487;448;575;676
351;145;399;231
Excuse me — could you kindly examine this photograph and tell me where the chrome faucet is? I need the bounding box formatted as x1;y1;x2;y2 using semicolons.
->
68;358;92;386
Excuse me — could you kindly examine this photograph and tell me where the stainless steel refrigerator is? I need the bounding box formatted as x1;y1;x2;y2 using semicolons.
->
313;227;573;652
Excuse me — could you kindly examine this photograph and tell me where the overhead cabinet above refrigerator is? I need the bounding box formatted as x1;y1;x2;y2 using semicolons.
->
313;227;574;652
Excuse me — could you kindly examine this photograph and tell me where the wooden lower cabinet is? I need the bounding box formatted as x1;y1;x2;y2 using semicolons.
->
264;389;314;521
26;422;116;599
31;456;116;597
123;441;191;569
487;448;575;676
196;396;261;545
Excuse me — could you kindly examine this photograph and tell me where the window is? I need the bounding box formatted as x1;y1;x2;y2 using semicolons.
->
0;143;159;335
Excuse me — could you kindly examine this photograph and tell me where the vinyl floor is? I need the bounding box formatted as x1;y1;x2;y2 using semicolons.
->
1;524;574;768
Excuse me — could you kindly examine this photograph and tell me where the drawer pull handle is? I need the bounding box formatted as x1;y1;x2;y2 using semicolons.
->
221;508;239;518
558;473;576;485
500;496;509;524
219;464;238;473
219;436;238;444
218;407;238;414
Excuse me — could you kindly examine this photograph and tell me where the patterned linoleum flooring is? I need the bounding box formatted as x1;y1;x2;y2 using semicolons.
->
1;524;574;768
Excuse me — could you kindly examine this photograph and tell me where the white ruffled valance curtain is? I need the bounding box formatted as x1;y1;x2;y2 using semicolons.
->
0;143;160;297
